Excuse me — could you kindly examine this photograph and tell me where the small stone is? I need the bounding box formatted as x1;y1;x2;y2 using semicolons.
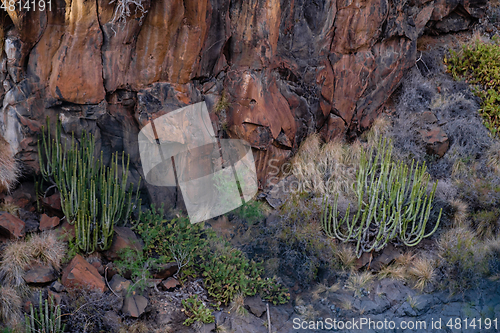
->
419;126;449;157
103;227;143;261
122;295;148;318
61;255;106;292
50;281;66;293
39;214;60;231
160;277;180;291
151;262;178;280
108;274;131;297
23;264;57;284
0;212;25;239
245;295;266;317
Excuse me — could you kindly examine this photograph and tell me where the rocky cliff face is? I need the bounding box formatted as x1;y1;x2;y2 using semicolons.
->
0;0;487;207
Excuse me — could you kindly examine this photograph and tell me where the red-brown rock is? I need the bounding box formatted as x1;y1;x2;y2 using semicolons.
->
23;263;57;284
419;126;450;158
39;214;60;231
160;277;180;291
0;212;25;239
103;227;144;261
41;193;61;212
151;262;178;280
61;255;106;292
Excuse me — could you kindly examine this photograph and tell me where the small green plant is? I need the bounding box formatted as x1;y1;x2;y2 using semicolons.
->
181;295;214;327
214;92;230;114
233;200;265;224
38;119;140;253
445;38;500;136
115;248;157;295
24;294;65;333
322;138;442;258
136;205;205;280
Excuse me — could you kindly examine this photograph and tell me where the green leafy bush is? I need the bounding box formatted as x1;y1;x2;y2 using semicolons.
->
136;205;289;306
445;39;500;136
322;138;442;258
38;120;140;253
136;205;206;280
181;295;214;327
115;248;157;295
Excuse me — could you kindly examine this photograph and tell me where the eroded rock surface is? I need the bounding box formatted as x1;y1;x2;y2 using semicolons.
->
0;0;487;207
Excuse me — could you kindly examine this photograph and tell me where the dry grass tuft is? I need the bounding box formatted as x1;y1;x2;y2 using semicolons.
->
0;202;19;216
122;322;149;333
408;257;435;291
0;232;66;288
28;232;67;271
0;241;32;287
0;135;20;193
362;115;391;146
438;227;491;291
378;264;408;281
345;272;374;297
450;199;469;227
292;134;360;197
486;141;500;175
395;251;415;267
0;286;22;327
336;245;357;272
229;293;248;316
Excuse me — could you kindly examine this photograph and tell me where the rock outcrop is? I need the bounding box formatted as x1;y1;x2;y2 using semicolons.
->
0;0;487;208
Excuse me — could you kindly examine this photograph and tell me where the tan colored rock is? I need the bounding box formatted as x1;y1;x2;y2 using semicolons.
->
61;255;106;292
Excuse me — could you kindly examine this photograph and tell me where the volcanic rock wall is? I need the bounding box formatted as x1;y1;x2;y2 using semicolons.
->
0;0;487;207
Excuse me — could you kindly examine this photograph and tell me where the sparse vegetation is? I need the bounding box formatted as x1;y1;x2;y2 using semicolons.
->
345;272;374;297
437;227;491;292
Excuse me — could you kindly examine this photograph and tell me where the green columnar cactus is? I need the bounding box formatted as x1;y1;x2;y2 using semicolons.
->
322;138;442;258
25;293;65;333
39;120;140;253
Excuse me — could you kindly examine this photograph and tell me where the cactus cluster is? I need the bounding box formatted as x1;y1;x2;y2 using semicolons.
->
322;138;442;258
38;119;140;253
24;294;65;333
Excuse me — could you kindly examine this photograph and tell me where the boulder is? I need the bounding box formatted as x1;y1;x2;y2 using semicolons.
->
103;227;143;261
245;295;266;317
61;255;106;292
0;212;25;239
39;214;60;231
